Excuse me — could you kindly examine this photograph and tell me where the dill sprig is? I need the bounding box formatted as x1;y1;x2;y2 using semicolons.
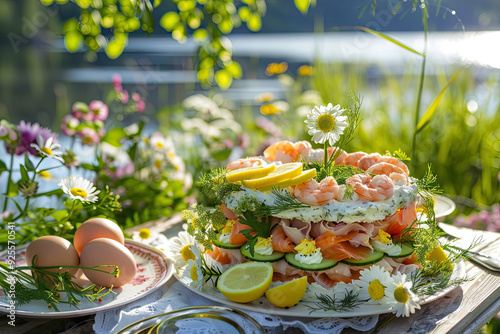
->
392;149;411;162
416;165;443;196
306;290;362;314
200;256;223;287
0;262;117;311
184;204;226;251
198;168;242;202
268;189;309;215
308;162;364;185
334;90;363;151
410;269;470;296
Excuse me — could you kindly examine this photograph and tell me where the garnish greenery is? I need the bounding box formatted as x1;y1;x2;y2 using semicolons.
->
183;203;227;251
268;189;310;215
0;262;117;311
334;91;363;154
309;163;365;186
238;211;275;256
416;164;443;196
198;168;242;203
392;149;411;162
306;290;362;313
199;256;223;287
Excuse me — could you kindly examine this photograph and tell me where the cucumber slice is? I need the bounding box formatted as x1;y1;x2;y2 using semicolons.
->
213;238;241;250
240;244;284;262
387;243;414;258
341;250;385;266
284;252;338;271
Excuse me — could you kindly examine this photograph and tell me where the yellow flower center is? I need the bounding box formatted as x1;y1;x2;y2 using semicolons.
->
154;159;162;169
156;142;164;148
70;188;88;198
41;147;53;155
368;279;385;300
181;244;195;261
317;114;336;133
294;239;317;255
298;65;312;76
139;228;151;239
375;229;392;244
190;264;199;282
39;171;51;178
394;285;409;303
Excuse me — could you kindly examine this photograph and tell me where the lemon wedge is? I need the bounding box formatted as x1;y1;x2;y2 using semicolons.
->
241;163;303;189
226;164;276;183
258;169;317;192
265;276;307;308
217;262;273;303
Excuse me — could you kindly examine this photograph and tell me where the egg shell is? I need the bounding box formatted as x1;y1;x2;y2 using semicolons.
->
25;236;80;275
74;218;124;255
80;238;136;288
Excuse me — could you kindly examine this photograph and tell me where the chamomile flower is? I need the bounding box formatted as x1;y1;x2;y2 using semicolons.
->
183;257;204;291
30;135;64;163
305;103;348;146
59;176;100;203
353;265;393;304
386;272;421;317
166;231;199;268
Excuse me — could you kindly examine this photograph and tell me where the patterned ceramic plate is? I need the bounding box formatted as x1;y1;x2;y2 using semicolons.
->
0;239;172;318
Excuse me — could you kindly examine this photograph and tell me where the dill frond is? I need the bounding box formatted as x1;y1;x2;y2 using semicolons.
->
268;189;309;215
306;290;362;313
184;204;227;251
308;162;364;185
416;165;443;196
198;168;241;202
392;149;411;162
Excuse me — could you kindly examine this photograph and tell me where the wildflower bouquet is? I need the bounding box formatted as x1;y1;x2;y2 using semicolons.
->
172;92;475;318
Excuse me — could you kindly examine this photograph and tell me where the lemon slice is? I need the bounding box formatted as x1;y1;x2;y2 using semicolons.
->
241;163;303;189
217;262;273;303
265;276;307;308
226;164;276;183
259;168;317;192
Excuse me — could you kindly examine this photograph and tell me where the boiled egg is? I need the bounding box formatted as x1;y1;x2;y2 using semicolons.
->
73;217;124;255
80;238;136;288
25;236;80;275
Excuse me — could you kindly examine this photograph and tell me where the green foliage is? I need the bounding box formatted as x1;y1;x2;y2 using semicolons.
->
183;203;226;250
238;211;273;256
306;289;362;313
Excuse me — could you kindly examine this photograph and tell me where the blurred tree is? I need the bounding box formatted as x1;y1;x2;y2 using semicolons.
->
42;0;314;89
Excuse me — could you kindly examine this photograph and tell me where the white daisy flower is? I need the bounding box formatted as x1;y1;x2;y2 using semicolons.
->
149;132;174;153
386;271;421;317
166;231;199;268
305;103;348;146
183;257;204;291
353;265;394;304
30;135;64;163
59;176;100;203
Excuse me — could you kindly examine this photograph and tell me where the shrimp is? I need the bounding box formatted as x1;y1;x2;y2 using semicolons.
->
293;176;339;206
366;162;409;185
264;141;311;163
226;156;266;171
346;174;394;201
342;151;368;167
358;154;409;176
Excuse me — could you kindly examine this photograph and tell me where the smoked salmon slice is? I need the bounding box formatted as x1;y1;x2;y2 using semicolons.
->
229;220;255;246
316;230;371;261
271;225;296;253
206;246;232;265
385;202;417;235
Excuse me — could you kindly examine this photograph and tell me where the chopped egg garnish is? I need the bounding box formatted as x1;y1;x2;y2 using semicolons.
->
371;229;402;256
221;219;236;234
254;236;273;255
295;239;323;264
219;233;231;244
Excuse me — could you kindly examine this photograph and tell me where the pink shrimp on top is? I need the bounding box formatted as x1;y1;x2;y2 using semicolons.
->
263;141;311;163
346;174;394;201
293;176;339;206
366;162;409;185
226;156;266;171
342;151;368;167
358;154;409;176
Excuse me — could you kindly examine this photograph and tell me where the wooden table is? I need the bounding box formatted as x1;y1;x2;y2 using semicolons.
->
2;218;500;334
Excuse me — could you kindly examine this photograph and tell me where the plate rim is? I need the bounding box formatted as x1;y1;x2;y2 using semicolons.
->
173;261;465;318
433;195;456;218
0;239;173;319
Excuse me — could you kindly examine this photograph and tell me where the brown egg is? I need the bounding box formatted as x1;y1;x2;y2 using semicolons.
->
73;217;124;255
80;238;137;288
25;236;80;275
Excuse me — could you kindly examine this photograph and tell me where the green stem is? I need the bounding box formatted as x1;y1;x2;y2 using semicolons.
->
323;142;328;170
3;152;15;212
